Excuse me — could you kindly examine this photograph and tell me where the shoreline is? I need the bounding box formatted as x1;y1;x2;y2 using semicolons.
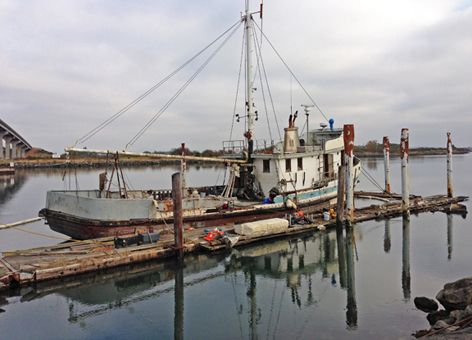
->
0;150;469;169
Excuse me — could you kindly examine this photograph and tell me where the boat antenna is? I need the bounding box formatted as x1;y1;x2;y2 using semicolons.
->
301;104;314;143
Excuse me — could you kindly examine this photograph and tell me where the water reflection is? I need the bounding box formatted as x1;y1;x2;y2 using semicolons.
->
384;219;391;253
365;158;378;171
336;223;358;329
447;214;453;260
0;173;27;209
174;258;184;340
402;216;411;301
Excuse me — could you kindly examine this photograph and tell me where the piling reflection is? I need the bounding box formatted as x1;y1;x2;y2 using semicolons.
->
402;216;411;301
336;224;347;289
345;225;358;329
174;258;184;340
447;214;453;260
384;219;391;253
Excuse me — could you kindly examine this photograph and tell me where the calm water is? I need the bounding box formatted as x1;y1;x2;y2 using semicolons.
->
0;155;470;339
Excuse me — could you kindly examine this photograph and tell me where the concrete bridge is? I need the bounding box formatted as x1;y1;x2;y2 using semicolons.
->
0;119;32;159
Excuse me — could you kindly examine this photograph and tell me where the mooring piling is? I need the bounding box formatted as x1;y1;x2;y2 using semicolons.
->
400;128;410;217
343;124;355;223
172;172;184;256
447;132;454;198
383;136;391;193
336;164;346;224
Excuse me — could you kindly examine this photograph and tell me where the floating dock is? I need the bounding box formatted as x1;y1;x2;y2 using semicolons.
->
0;192;467;291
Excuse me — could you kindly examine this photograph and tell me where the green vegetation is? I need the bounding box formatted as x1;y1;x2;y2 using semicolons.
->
355;140;470;157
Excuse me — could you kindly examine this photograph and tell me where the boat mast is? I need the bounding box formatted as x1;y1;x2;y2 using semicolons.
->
244;0;255;157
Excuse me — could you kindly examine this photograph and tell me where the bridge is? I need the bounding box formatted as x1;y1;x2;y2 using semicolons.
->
0;119;32;159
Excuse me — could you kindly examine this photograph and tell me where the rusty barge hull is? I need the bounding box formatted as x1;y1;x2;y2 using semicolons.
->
42;195;336;240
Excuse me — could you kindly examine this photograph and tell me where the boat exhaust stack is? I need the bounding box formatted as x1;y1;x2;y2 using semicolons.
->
283;111;300;153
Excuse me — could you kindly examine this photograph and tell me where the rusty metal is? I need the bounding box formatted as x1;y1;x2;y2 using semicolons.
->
343;124;355;222
447;132;454;198
383;136;391;193
400;128;409;216
172;172;184;255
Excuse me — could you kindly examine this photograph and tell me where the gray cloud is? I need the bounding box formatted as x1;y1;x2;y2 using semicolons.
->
1;0;471;153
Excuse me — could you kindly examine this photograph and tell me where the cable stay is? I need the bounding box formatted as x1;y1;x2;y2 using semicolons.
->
252;20;329;122
73;19;242;147
229;29;246;142
126;21;242;148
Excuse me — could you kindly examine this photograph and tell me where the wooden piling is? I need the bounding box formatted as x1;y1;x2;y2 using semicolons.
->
343;124;355;223
383;136;391;193
336;164;346;224
400;128;410;217
172;172;184;255
447;132;453;198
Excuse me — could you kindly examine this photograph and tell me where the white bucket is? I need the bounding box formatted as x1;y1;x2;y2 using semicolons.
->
323;211;330;221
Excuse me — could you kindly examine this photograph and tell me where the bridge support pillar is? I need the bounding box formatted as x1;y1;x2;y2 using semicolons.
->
3;136;12;159
0;133;5;159
11;140;20;159
19;147;26;159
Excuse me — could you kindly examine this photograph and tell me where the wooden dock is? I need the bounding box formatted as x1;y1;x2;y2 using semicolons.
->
0;193;467;291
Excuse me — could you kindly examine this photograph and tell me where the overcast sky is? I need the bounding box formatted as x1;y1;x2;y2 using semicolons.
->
1;0;471;153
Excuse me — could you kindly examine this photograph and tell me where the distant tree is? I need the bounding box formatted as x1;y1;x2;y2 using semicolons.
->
365;140;381;153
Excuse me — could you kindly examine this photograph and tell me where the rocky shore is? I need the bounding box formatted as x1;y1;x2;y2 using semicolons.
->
414;277;472;338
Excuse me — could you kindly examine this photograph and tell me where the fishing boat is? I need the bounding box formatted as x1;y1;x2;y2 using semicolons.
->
40;1;360;240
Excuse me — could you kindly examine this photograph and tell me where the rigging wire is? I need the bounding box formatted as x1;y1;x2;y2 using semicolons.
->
252;25;273;142
252;20;282;141
126;21;243;148
252;20;329;122
229;28;246;141
74;19;242;146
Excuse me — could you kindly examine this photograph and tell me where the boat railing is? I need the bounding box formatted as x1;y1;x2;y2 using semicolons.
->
222;140;246;158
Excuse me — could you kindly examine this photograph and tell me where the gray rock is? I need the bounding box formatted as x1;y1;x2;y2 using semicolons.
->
464;304;472;316
445;326;461;333
415;296;439;312
433;320;450;330
427;310;451;326
450;309;466;322
436;277;472;311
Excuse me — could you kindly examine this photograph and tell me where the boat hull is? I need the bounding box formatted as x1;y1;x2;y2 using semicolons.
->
41;194;336;240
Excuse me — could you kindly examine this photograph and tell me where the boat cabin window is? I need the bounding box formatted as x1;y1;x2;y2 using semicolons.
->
285;159;291;172
297;157;303;171
263;159;270;173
